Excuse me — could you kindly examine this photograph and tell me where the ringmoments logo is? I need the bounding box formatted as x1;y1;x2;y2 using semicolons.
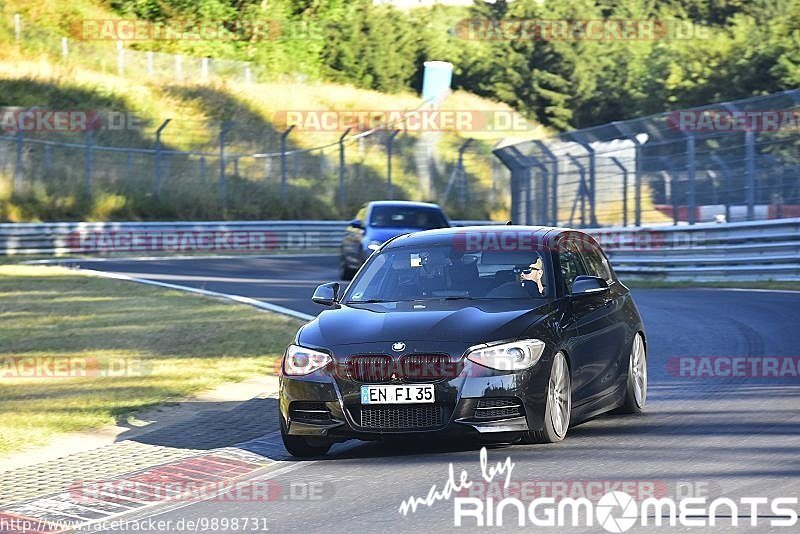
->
397;448;798;530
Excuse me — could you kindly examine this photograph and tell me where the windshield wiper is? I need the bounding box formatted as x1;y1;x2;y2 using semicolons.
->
346;299;389;304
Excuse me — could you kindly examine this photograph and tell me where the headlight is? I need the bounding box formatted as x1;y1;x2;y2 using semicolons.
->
283;344;332;376
466;339;546;371
367;241;382;251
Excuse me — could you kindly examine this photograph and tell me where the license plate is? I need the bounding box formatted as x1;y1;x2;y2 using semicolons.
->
361;384;435;404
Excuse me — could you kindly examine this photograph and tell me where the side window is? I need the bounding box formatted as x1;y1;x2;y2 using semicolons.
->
581;242;613;283
559;241;588;293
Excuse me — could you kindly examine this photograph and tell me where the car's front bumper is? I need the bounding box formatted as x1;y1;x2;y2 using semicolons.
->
279;356;551;443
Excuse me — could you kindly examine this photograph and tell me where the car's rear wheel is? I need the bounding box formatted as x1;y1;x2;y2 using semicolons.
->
620;332;647;413
280;418;332;458
524;352;571;444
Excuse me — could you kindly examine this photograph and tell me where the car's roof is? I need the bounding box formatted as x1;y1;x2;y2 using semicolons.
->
367;200;443;209
383;225;595;249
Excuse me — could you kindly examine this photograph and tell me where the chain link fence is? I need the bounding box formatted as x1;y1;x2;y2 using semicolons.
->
495;90;800;228
0;118;508;221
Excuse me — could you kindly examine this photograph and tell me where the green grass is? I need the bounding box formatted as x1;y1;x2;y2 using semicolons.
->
0;265;302;455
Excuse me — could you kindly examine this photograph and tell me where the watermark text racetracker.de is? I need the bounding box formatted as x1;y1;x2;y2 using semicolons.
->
667;356;800;378
1;356;150;379
67;230;320;253
398;448;798;530
1;108;142;132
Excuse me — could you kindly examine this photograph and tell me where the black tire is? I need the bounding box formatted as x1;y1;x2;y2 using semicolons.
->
280;418;331;458
620;332;647;414
523;352;571;444
339;255;357;280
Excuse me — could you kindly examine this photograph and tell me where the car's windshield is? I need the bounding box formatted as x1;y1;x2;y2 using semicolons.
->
345;244;550;302
369;206;448;229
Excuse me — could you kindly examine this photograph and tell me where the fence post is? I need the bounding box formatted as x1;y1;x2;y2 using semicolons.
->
13;130;24;194
175;55;183;82
219;122;233;216
386;130;401;199
155;119;171;196
660;156;679;225
338;128;351;214
61;37;68;59
566;154;587;227
533;141;559;226
685;132;696;224
280;125;294;202
146;52;154;76
745;129;756;221
43;144;52;171
201;58;209;83
612;122;643;226
14;14;21;41
610;157;629;226
85;130;94;197
571;134;598;227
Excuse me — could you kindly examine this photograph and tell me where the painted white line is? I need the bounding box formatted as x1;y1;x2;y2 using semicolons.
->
76;268;315;322
692;287;800;294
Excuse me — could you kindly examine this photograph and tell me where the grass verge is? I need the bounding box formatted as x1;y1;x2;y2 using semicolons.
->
0;265;302;455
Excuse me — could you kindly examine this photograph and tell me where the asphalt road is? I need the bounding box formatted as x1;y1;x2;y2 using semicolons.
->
63;255;800;533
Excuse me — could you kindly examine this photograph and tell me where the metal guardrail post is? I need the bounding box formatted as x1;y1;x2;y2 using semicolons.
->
280;125;294;203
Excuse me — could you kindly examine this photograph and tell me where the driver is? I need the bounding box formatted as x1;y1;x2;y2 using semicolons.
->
517;256;545;295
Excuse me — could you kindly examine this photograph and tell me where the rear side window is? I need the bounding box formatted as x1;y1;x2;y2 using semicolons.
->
369;206;448;229
581;242;613;283
559;241;588;293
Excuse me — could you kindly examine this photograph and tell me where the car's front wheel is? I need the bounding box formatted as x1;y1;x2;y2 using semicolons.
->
524;352;571;444
620;332;647;413
280;419;332;458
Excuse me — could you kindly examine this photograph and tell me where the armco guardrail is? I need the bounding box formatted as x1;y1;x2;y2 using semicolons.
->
587;217;800;281
0;220;494;255
1;218;798;281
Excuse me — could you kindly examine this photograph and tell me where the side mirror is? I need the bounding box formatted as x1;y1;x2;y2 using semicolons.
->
571;275;609;296
312;282;340;306
349;219;363;229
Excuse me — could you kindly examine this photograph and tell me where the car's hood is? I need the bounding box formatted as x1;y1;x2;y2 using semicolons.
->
297;300;554;349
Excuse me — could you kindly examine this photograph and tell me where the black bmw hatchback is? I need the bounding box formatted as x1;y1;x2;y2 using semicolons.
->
279;226;647;457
